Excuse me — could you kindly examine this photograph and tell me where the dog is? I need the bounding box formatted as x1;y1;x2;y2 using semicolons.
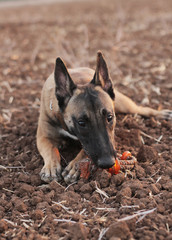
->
37;51;171;184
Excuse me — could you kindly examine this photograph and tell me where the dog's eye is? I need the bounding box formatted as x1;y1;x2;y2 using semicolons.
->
78;120;86;127
107;114;113;123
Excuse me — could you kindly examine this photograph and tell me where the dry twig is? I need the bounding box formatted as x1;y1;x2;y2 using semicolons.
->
98;228;109;240
119;205;139;210
118;208;156;223
65;181;77;191
4;219;17;227
38;216;47;228
95;181;109;200
140;131;163;143
54;218;87;226
52;201;74;214
96;207;116;212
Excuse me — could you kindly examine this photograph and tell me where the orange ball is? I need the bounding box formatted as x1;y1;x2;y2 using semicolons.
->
120;151;132;160
108;159;121;175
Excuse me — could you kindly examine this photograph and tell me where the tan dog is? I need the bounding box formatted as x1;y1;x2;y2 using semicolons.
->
37;51;171;184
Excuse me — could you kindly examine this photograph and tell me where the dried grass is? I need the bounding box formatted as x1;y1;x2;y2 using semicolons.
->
118;208;156;223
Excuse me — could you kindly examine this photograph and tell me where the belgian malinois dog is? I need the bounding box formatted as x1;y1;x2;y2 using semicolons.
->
37;51;171;184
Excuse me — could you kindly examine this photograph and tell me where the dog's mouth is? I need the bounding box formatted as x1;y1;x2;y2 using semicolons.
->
81;143;116;169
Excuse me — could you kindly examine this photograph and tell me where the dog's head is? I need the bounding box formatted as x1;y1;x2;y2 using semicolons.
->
54;52;116;169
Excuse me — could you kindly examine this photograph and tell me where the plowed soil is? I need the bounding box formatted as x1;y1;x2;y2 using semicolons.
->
0;0;172;239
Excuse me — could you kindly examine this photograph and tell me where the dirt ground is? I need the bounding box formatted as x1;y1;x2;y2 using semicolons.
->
0;0;172;239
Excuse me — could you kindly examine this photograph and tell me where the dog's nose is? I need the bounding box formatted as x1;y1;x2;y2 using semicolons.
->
98;156;115;169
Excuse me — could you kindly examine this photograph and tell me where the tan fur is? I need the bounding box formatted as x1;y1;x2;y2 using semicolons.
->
37;63;171;184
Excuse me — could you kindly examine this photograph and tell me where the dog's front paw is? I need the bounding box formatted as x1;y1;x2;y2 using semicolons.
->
40;163;62;183
62;161;80;184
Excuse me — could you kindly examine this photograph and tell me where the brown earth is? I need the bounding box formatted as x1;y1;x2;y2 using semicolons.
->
0;0;172;239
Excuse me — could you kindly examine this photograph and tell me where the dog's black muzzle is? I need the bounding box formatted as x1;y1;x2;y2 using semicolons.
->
97;151;116;169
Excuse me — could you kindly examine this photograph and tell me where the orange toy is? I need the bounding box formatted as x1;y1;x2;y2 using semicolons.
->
107;159;121;175
107;151;137;175
79;151;137;179
121;151;132;160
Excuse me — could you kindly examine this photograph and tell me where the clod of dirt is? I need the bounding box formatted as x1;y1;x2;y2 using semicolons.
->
17;183;35;197
106;221;132;240
0;220;8;233
14;199;28;212
162;182;172;191
116;186;132;203
18;173;31;183
30;195;43;206
67;223;89;240
0;199;8;208
137;145;158;163
166;234;172;240
122;180;143;196
161;120;172;130
30;174;42;186
157;204;166;214
31;209;44;220
116;129;142;147
57;191;81;204
80;182;93;193
135;164;146;178
99;170;111;188
36;201;49;210
90;192;103;203
93;169;112;188
0;206;4;219
149;183;160;195
109;237;121;240
0;180;4;190
111;173;125;186
48;180;65;194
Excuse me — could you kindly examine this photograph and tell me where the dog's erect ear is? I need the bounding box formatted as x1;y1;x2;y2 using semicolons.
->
91;51;115;100
54;58;77;111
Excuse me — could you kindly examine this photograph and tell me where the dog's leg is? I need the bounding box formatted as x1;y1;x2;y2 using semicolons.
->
37;126;62;182
115;89;172;120
62;149;87;184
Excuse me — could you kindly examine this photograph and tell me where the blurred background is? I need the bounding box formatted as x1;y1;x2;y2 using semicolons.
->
0;0;172;122
0;2;172;239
